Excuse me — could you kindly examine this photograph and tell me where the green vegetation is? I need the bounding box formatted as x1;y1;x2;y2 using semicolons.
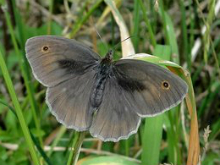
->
0;0;219;165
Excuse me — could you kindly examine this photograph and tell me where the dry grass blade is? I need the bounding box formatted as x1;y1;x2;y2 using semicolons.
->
125;53;200;164
185;94;200;165
104;0;135;57
168;66;200;165
96;0;121;28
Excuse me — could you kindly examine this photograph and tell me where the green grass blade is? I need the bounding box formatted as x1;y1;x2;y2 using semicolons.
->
0;99;53;165
3;2;42;145
70;0;103;38
105;0;135;56
141;45;171;165
158;2;183;163
0;49;40;165
30;133;53;165
178;0;191;71
132;0;141;52
141;116;163;165
47;0;54;34
167;65;200;165
48;126;67;156
203;0;216;63
158;0;179;63
67;132;86;165
139;0;157;48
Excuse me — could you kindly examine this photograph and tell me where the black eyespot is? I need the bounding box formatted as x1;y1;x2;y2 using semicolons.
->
162;81;170;89
42;46;49;51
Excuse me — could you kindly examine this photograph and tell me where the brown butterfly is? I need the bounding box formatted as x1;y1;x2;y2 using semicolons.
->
25;35;188;142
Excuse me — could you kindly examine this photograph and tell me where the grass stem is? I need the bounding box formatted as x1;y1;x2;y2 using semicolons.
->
67;132;86;165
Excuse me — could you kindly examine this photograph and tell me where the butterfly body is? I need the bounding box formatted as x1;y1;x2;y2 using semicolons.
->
91;70;108;109
25;35;188;142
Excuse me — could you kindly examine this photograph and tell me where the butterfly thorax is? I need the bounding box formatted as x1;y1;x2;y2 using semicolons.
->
90;51;113;109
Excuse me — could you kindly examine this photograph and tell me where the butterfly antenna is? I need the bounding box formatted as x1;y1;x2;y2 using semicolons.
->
93;25;109;52
112;36;133;52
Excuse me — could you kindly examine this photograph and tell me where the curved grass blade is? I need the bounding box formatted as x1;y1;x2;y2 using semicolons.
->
0;48;40;165
167;67;200;165
0;100;53;165
3;1;42;145
105;0;135;57
126;52;200;165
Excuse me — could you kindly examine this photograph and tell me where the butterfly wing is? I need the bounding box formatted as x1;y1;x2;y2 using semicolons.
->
25;35;100;131
46;69;96;131
25;35;100;87
90;59;187;141
113;59;188;117
89;77;141;142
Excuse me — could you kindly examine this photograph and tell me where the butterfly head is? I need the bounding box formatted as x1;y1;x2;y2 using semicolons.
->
104;49;114;62
100;49;114;69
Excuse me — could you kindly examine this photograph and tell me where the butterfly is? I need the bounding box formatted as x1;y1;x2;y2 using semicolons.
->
25;35;188;142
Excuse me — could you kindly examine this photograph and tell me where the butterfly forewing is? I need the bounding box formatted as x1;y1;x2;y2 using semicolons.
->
25;36;100;87
114;59;188;117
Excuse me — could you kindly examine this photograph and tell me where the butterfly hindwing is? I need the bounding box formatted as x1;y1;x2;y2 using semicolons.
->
89;77;141;142
46;69;97;131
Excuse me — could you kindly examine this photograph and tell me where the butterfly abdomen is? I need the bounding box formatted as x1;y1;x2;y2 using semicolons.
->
91;76;107;108
90;62;112;109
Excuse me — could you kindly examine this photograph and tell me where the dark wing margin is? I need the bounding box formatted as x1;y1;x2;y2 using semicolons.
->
89;78;141;142
113;59;188;117
25;35;100;87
